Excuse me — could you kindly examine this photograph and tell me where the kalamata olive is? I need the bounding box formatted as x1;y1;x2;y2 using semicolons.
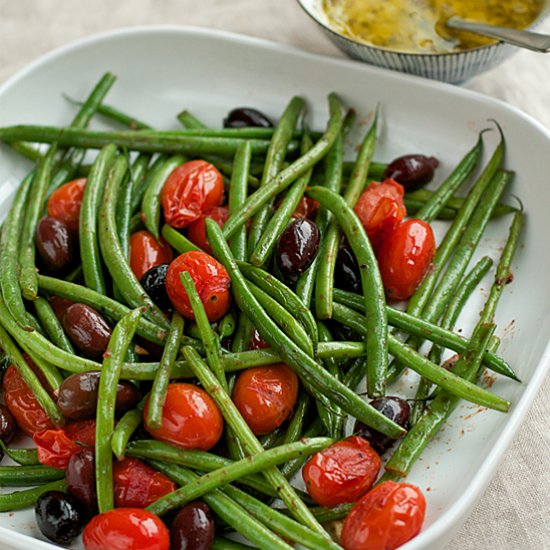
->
63;303;112;359
65;448;97;518
140;263;171;310
35;216;75;272
223;107;273;129
170;501;215;550
35;490;84;544
382;154;439;191
276;219;320;279
0;403;17;444
49;296;75;322
335;246;362;294
57;371;141;420
354;396;410;455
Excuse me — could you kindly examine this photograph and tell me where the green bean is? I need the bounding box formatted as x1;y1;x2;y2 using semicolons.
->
6;141;42;162
283;394;311;445
141;154;186;239
218;311;237;339
0;479;66;512
206;218;405;438
96;308;143;513
69;72;117;128
161;224;201;254
147;437;333;516
111;406;143;461
98;155;169;328
79;144;118;294
149;461;294;550
177;110;207;129
307;503;354;523
132;154;165;212
315;113;377;320
212;538;253;550
307;186;387;397
25;348;64;392
19;146;57;300
228;142;252;261
222;93;344;239
0;320;64;425
0;465;65;487
404;198;457;220
33;296;74;353
146;313;185;430
0;441;39;466
260;427;284;449
82;100;152;130
246;96;305;254
182;346;330;538
37;275;167;345
0;125;286;156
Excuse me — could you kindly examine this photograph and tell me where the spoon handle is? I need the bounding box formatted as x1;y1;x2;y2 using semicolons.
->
447;17;550;53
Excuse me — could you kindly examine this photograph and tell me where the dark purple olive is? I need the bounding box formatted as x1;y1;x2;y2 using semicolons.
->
35;490;84;545
335;246;361;294
276;219;320;279
63;303;112;359
354;396;410;455
35;217;75;272
57;371;141;420
170;501;215;550
382;154;439;191
0;403;17;444
65;449;97;519
140;263;171;310
223;107;273;129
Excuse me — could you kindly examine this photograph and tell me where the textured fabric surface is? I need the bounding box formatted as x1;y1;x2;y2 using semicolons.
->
0;1;549;548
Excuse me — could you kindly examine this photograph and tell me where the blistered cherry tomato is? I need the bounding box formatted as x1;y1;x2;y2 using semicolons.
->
165;251;231;322
47;178;87;234
161;160;224;229
83;508;170;550
113;458;177;508
232;364;298;436
341;481;426;550
2;364;54;436
129;230;174;281
186;206;229;255
354;179;406;252
144;383;223;451
63;419;97;447
377;218;436;301
302;436;381;507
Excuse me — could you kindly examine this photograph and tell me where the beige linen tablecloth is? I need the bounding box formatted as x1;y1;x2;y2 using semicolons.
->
1;1;549;548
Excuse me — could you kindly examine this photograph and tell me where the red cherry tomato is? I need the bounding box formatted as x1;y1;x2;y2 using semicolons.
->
143;383;223;451
354;179;406;252
165;251;231;322
64;419;97;447
161;160;224;229
129;230;174;281
302;436;381;507
113;458;177;508
186;206;229;255
232;364;299;435
83;508;170;550
2;364;54;436
47;178;87;234
341;481;426;550
377;218;436;301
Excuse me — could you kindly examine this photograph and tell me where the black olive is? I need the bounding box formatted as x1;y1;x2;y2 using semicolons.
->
223;107;273;129
335;246;362;294
65;449;97;519
63;303;112;359
35;217;75;272
170;501;215;550
382;154;439;191
140;263;171;310
276;219;320;279
354;396;410;454
35;490;84;545
0;403;17;445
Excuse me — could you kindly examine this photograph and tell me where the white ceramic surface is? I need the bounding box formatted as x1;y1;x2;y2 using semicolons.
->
0;27;548;550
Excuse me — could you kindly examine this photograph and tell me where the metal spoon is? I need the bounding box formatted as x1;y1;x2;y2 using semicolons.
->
446;17;550;53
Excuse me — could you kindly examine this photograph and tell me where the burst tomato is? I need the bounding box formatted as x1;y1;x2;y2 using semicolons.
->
143;383;223;451
302;436;381;507
341;481;426;550
232;364;298;435
47;178;87;234
165;251;231;322
129;230;174;281
186;206;229;254
113;458;177;508
2;364;54;436
83;508;170;550
354;179;406;251
161;160;223;229
376;218;436;301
